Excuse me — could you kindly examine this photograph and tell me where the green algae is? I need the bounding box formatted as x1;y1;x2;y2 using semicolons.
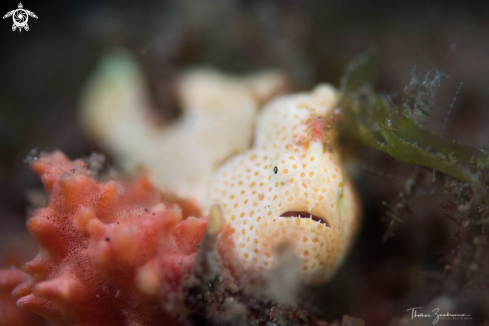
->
338;49;489;190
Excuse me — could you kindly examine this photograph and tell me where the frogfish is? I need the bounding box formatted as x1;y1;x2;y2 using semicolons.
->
206;84;360;284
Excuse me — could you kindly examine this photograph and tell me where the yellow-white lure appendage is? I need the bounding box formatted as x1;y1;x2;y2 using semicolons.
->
207;84;361;284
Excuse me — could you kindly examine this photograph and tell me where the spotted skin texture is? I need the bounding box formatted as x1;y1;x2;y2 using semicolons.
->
207;85;360;284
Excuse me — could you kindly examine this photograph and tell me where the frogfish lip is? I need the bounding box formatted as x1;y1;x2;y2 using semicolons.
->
280;211;329;227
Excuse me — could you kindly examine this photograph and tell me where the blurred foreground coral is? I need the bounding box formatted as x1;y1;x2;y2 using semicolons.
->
7;151;211;325
0;266;46;326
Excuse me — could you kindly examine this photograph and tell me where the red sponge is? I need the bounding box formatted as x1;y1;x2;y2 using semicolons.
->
12;151;208;325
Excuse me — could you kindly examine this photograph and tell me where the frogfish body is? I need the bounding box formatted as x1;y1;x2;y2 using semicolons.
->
206;84;360;284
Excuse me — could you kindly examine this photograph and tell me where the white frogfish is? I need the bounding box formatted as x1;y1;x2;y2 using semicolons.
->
206;84;360;284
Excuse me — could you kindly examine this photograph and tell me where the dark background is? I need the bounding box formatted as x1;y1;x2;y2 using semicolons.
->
1;1;488;324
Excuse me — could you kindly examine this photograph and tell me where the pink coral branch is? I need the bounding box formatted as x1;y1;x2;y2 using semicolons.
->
0;267;46;326
12;151;210;325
